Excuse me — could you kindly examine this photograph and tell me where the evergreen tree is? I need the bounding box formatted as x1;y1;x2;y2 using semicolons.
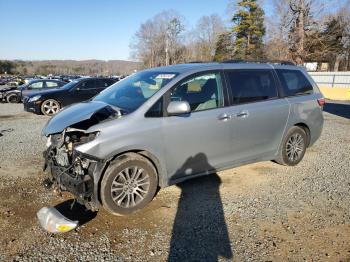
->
231;0;265;60
214;33;233;61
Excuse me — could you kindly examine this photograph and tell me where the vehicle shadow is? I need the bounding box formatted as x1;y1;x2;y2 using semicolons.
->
54;199;97;226
168;153;233;261
324;101;350;119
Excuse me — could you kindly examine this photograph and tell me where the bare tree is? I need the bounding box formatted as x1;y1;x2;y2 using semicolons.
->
266;0;326;64
130;11;186;67
265;0;291;60
192;14;226;61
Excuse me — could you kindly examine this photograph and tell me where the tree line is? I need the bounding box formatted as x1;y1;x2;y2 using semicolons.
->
131;0;350;71
0;60;140;76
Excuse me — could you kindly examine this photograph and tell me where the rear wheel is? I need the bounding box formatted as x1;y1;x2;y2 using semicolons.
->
100;153;158;216
41;99;61;116
6;93;20;103
275;126;307;166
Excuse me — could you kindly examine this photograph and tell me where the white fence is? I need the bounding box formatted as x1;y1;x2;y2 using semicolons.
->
309;72;350;88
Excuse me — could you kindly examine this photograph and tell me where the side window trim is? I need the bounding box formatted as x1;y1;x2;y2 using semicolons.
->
223;69;280;106
271;70;285;98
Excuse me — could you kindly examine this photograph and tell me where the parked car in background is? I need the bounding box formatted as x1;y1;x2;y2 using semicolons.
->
24;77;116;115
40;61;325;216
60;75;82;82
7;77;25;87
0;76;12;85
1;79;66;103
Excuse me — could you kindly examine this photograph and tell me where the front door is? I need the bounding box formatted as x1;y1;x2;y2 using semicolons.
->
162;71;233;181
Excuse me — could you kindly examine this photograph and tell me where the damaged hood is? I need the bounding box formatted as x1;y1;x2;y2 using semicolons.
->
42;101;118;136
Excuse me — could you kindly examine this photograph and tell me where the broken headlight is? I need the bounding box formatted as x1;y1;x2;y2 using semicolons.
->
46;136;52;148
28;95;41;102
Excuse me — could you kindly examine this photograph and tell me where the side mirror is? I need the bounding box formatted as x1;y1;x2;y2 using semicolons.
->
167;101;191;116
75;87;80;91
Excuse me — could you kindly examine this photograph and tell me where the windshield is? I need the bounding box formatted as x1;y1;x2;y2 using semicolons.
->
93;71;178;112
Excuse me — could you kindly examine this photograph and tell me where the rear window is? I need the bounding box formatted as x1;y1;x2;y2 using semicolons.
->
225;70;278;105
276;69;313;97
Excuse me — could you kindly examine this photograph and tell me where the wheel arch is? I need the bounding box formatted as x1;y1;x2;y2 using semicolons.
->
5;92;20;103
293;122;311;147
108;150;163;184
95;149;166;206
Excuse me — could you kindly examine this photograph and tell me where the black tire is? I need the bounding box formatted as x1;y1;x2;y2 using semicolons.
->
6;93;20;103
40;99;61;116
275;126;307;166
100;153;158;216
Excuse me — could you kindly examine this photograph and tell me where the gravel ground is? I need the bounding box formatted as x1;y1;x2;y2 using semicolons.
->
0;101;349;261
0;103;49;177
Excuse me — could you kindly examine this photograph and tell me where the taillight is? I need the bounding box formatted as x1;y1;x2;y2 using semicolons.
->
317;98;326;107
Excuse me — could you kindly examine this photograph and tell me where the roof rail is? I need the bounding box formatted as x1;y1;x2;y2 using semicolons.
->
221;60;295;66
188;61;208;63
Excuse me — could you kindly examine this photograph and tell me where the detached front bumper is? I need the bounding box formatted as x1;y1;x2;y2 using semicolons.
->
43;149;105;211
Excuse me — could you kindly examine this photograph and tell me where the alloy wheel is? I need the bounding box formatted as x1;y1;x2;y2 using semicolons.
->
110;166;150;208
286;133;305;162
42;100;60;115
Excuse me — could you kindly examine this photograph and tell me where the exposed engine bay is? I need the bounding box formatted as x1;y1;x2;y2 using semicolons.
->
44;129;101;211
42;103;123;211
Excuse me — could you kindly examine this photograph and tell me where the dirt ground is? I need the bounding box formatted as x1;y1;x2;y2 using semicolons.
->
0;102;350;261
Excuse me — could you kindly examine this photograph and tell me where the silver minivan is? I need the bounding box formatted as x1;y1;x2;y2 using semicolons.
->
42;61;324;215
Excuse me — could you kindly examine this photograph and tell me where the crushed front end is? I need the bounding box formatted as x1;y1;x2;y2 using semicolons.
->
43;129;104;211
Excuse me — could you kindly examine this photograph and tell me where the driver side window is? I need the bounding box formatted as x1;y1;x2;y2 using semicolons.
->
29;82;44;89
170;72;224;112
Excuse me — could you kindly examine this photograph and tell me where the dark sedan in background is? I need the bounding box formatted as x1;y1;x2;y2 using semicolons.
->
23;77;117;115
0;79;66;103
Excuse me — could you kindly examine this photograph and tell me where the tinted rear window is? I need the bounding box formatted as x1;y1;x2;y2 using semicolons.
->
276;69;313;97
225;70;278;105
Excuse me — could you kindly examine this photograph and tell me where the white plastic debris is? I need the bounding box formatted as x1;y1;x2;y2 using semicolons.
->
37;206;78;233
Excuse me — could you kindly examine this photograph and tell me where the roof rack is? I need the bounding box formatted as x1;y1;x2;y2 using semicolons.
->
188;61;210;64
221;60;295;66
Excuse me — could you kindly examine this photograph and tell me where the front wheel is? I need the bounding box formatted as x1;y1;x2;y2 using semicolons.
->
41;99;61;116
6;93;20;103
275;126;307;166
100;153;158;216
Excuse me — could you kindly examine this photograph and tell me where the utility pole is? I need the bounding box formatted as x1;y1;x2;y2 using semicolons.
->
165;25;170;66
165;36;169;66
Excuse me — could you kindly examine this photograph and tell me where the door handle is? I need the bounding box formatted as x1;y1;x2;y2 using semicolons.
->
236;111;249;118
218;113;231;121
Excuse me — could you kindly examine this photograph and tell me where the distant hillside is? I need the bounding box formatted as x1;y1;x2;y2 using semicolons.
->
12;59;142;76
